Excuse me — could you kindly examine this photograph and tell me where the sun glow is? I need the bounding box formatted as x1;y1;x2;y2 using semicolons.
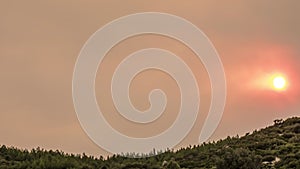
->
253;72;289;92
271;74;288;91
273;76;286;89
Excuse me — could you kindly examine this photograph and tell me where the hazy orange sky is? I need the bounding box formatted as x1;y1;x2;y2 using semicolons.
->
1;1;299;156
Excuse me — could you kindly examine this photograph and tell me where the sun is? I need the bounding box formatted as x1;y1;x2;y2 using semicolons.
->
272;75;287;91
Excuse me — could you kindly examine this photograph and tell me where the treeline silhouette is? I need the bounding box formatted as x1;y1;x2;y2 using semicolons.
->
0;117;299;169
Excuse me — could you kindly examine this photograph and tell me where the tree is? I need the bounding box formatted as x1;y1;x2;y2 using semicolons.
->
163;158;181;169
216;148;262;169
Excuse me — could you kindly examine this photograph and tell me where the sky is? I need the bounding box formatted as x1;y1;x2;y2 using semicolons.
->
0;1;300;156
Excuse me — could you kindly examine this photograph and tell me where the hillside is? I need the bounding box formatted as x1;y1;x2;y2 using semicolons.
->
0;117;299;169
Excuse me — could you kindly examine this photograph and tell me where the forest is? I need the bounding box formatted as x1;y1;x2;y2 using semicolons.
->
0;117;299;169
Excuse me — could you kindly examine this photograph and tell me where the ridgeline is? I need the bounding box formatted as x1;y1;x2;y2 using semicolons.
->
0;117;299;169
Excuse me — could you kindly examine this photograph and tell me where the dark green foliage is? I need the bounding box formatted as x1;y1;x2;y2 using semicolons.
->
262;155;275;162
216;147;262;169
162;158;181;169
0;117;299;169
